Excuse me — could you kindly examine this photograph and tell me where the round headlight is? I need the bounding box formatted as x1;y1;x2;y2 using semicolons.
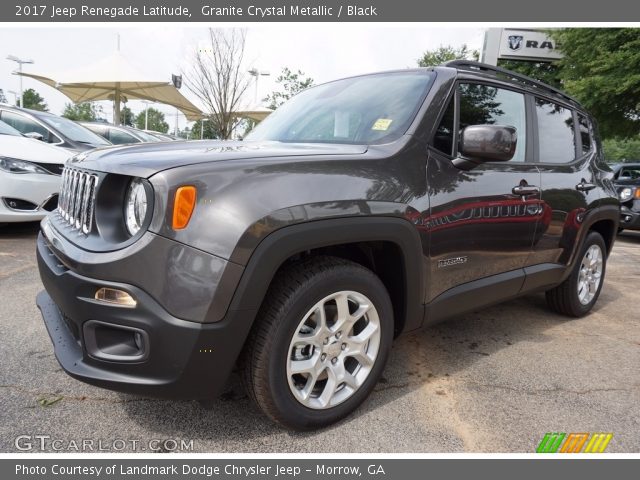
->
619;187;633;201
124;179;148;236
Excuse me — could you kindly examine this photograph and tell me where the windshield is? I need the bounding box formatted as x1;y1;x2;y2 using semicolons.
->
246;71;435;145
0;119;22;136
39;114;111;146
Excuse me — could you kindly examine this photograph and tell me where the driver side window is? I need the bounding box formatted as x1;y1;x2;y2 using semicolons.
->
432;83;527;162
459;83;527;162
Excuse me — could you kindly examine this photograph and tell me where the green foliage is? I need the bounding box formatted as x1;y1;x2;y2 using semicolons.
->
497;60;562;89
189;117;222;139
120;106;135;126
62;102;102;121
19;88;48;111
264;67;314;110
417;44;479;67
550;28;640;138
134;107;169;133
603;136;640;162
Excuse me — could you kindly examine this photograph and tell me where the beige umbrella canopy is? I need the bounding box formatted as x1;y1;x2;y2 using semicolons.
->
17;51;203;123
232;106;273;122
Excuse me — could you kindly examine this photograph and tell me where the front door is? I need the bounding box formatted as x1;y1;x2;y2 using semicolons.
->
425;82;542;309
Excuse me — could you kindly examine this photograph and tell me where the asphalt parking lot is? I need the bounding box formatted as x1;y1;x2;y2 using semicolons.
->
0;222;638;453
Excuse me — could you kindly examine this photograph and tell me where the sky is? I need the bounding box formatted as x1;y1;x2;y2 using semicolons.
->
0;25;485;132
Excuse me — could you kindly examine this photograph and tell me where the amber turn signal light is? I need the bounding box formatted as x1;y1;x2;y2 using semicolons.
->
172;186;197;230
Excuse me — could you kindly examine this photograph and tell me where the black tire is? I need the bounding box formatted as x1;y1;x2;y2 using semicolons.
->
546;231;607;317
242;256;393;430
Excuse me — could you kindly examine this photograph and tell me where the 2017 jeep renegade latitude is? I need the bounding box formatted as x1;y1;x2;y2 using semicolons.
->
36;61;619;430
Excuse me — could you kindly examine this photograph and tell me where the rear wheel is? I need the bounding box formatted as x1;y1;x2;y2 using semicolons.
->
546;231;607;317
242;256;393;430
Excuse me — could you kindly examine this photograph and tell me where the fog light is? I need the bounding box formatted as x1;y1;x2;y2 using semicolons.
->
94;287;137;307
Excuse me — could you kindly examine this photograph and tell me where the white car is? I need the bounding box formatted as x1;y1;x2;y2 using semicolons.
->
0;120;72;223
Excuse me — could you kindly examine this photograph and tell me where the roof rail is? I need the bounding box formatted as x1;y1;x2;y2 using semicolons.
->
444;60;578;105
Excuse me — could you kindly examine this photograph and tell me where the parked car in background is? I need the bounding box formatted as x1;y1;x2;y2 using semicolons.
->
80;122;164;145
144;130;180;141
0;119;70;223
0;106;111;152
612;163;640;232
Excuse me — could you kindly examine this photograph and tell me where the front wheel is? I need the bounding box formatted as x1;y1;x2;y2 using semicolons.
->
546;231;607;317
242;256;393;430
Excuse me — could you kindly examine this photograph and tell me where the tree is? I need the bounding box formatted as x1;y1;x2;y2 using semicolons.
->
497;60;562;89
264;67;314;110
603;136;640;162
184;28;252;140
190;117;222;139
134;107;169;133
417;44;479;67
120;106;135;126
62;102;102;121
19;88;48;111
549;28;640;138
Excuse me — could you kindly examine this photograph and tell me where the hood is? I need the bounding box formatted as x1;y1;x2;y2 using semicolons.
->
69;140;369;178
0;135;73;164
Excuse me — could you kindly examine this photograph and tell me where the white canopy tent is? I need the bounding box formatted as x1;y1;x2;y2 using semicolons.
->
16;51;203;124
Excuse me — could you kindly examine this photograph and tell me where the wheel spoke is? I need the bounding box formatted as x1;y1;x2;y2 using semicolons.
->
317;369;338;408
290;353;321;376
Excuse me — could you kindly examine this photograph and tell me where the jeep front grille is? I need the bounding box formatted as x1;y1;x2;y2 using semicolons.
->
57;167;99;234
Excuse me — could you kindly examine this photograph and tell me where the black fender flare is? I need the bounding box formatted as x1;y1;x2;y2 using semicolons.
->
225;216;425;336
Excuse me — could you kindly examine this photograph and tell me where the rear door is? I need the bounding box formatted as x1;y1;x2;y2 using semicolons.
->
426;81;542;306
526;98;599;273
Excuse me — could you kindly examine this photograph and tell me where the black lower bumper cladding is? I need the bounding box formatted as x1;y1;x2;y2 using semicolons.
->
36;232;255;399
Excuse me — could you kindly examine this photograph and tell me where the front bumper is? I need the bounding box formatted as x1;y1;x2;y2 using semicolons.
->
620;205;640;230
0;171;60;222
36;232;256;399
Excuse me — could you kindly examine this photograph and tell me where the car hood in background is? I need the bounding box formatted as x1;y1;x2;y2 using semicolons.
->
70;140;369;178
0;136;73;164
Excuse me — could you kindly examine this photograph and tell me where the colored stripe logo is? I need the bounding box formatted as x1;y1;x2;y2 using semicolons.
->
537;433;612;453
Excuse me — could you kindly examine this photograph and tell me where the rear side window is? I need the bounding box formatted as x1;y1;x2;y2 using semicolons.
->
108;128;140;145
459;83;527;162
535;99;576;163
578;114;593;155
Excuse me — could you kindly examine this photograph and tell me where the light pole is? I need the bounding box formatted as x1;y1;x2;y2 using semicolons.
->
248;68;270;104
7;55;34;109
141;100;152;130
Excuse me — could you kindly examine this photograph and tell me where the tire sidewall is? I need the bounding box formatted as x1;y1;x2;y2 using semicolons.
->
265;267;393;429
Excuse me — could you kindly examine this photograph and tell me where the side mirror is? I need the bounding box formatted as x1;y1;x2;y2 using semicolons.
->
453;125;517;170
24;132;44;141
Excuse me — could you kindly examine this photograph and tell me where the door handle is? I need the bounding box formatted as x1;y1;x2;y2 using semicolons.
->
512;185;540;196
576;179;596;192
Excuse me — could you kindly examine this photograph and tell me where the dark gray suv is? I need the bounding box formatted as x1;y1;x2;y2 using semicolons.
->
36;61;619;429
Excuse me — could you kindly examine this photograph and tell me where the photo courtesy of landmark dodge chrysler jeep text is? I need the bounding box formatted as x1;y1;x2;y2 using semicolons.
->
36;61;620;429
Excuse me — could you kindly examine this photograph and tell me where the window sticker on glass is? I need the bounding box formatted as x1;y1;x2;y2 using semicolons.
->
372;118;393;131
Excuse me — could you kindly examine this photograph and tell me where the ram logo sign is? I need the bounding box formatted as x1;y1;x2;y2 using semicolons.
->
497;29;563;62
536;432;613;453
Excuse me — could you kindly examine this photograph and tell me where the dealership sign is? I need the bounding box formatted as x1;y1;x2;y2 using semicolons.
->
498;29;562;61
482;28;563;65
